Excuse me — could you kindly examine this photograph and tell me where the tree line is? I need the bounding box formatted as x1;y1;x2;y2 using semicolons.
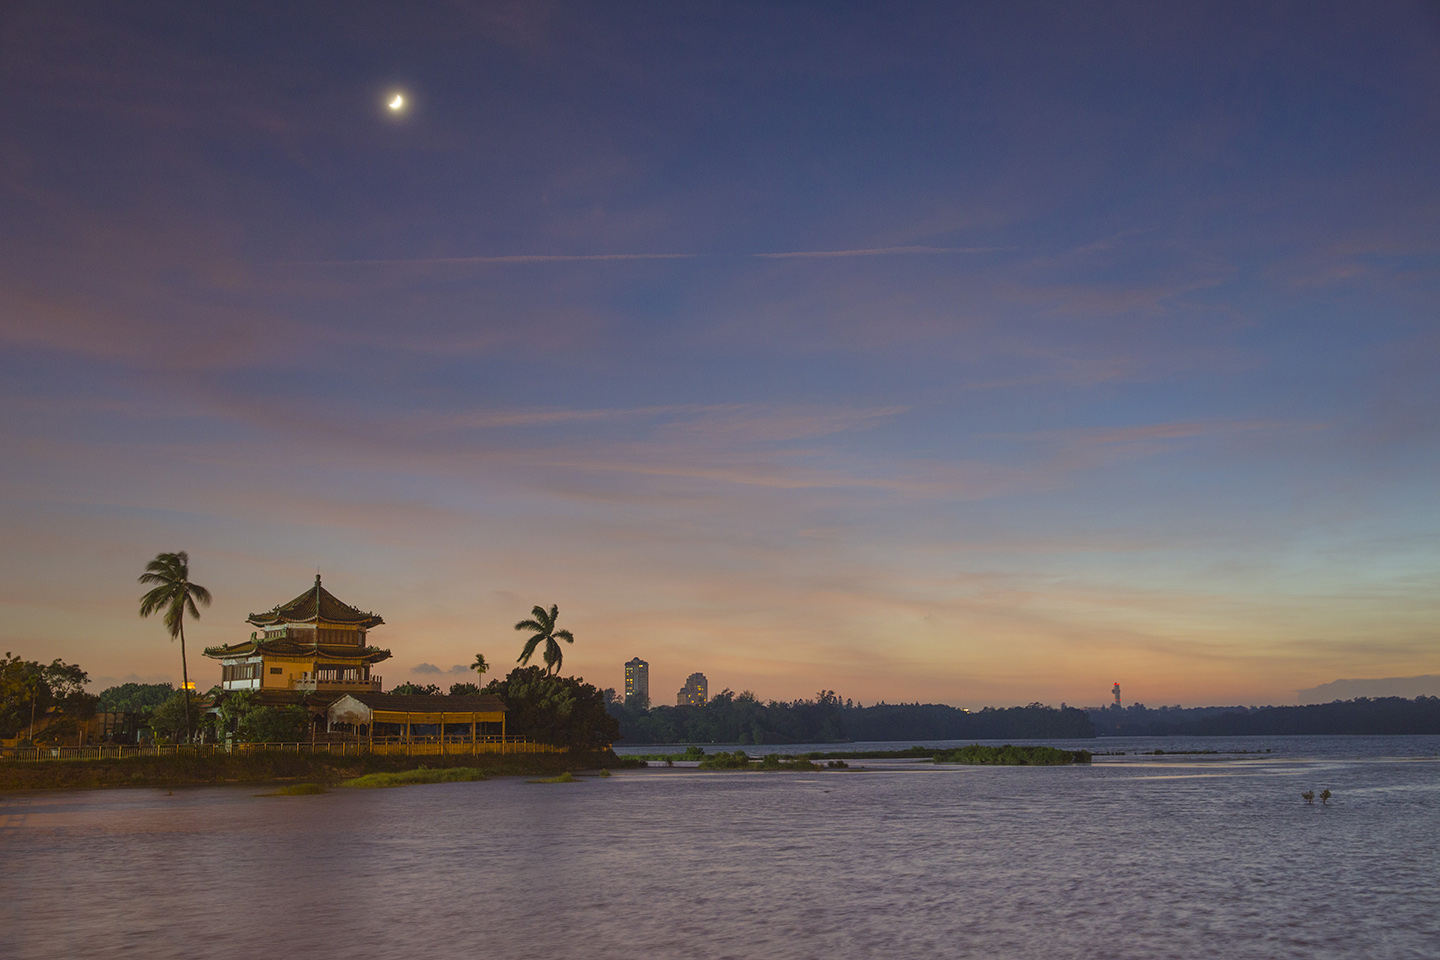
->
605;691;1096;744
1089;699;1440;737
0;654;96;741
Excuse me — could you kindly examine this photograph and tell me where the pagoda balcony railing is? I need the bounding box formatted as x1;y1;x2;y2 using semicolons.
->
292;674;381;692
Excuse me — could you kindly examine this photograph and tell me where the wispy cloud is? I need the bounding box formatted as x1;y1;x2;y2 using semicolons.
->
753;245;1007;259
313;253;699;265
304;246;1004;266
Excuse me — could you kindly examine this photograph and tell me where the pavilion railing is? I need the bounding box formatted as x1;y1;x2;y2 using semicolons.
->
0;737;564;762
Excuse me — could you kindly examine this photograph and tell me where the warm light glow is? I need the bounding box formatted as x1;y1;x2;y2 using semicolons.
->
388;93;404;111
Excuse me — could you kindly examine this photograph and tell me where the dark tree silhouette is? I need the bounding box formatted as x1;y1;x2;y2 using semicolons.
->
138;551;211;741
514;604;574;676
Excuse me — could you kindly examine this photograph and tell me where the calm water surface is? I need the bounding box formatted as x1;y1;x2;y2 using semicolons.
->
3;736;1438;960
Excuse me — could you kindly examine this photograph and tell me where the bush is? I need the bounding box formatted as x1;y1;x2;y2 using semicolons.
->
483;667;619;750
932;744;1092;765
698;750;750;769
150;691;207;742
218;691;312;743
389;682;442;695
245;705;311;743
97;682;173;713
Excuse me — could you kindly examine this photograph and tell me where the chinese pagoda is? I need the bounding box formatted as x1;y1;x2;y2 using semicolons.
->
203;574;391;698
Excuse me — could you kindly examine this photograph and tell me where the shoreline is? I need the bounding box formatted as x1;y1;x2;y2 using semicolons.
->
0;750;634;793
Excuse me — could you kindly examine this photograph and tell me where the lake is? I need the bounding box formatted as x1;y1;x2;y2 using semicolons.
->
3;736;1438;959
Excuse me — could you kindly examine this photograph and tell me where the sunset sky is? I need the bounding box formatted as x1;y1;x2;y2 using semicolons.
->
2;3;1437;707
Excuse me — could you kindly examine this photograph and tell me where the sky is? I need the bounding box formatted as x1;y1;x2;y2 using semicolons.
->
1;1;1437;708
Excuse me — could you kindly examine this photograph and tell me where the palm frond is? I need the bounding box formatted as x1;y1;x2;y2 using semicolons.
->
189;583;212;606
553;629;574;643
517;636;543;665
138;584;173;617
163;598;185;638
514;619;544;632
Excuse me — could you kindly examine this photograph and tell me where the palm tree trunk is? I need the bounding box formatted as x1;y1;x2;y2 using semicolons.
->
179;617;192;742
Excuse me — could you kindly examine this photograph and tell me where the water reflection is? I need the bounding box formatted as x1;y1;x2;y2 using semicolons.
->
2;739;1438;959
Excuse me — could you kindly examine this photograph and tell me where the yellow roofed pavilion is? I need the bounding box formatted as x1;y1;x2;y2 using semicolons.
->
203;574;391;696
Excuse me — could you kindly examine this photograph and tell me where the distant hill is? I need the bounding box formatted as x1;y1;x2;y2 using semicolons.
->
1297;676;1440;704
1191;697;1440;736
1089;697;1440;737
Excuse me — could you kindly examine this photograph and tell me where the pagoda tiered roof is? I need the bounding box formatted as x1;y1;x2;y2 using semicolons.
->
202;636;393;663
247;574;384;629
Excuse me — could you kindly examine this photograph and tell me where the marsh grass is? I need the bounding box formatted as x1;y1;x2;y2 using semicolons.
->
530;771;577;783
264;782;328;796
932;744;1092;765
341;767;489;789
0;750;615;791
697;751;824;771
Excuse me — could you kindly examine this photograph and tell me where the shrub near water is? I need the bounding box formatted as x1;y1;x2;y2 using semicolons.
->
342;767;489;788
697;751;822;770
698;750;749;769
932;744;1092;765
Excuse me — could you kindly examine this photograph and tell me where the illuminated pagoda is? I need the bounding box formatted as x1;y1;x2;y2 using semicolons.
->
203;574;391;699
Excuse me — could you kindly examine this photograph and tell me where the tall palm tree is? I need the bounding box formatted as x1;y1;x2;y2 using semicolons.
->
514;604;573;676
138;551;211;741
471;652;489;684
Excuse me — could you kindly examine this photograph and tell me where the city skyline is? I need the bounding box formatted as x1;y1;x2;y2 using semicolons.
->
3;4;1438;708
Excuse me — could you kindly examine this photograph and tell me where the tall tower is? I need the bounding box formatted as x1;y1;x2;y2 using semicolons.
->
677;672;708;707
1112;682;1122;708
624;657;650;710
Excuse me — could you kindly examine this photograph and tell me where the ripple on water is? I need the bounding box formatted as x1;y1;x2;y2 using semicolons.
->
1;745;1438;960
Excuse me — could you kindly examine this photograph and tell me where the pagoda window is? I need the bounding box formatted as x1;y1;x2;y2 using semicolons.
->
223;663;261;682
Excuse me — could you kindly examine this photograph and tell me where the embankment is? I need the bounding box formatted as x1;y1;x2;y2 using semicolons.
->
0;750;630;791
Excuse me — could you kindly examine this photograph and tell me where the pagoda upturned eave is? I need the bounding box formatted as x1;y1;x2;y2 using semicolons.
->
246;574;384;629
203;639;392;664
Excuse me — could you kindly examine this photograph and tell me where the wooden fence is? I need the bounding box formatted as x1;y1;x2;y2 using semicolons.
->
0;737;564;763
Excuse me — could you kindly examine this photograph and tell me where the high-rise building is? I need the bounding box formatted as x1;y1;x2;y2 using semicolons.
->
624;657;650;709
677;672;708;707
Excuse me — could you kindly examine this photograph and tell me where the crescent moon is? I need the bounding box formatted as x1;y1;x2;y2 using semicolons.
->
388;94;404;110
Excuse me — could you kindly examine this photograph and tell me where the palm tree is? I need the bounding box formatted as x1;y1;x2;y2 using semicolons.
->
514;604;573;676
471;652;489;684
138;551;211;741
